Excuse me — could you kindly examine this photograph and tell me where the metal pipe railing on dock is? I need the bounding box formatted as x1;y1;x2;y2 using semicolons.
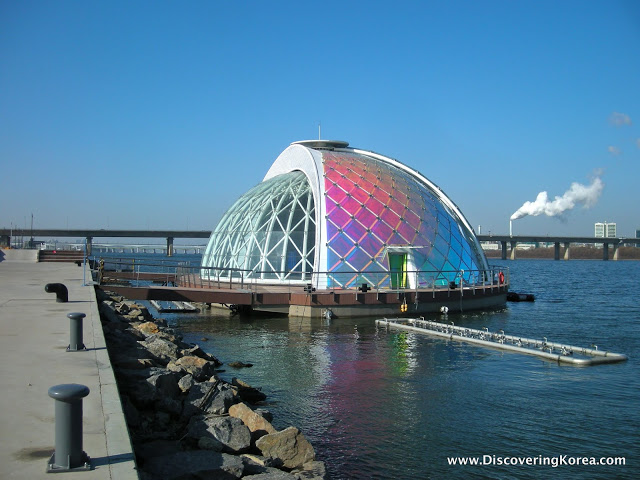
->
375;318;628;366
92;257;510;296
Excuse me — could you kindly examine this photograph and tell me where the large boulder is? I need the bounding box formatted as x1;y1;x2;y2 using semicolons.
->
141;336;180;364
229;402;276;441
120;301;153;320
186;414;252;454
243;471;298;479
182;345;222;365
240;454;271;475
232;377;267;404
115;302;131;315
168;355;217;381
99;301;124;323
121;368;177;409
142;450;244;479
178;374;196;393
183;381;238;418
134;321;159;336
255;427;315;470
291;461;329;479
123;377;157;408
147;371;181;398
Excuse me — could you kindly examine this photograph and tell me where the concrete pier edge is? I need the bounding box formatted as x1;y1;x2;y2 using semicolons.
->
0;248;138;479
89;274;138;478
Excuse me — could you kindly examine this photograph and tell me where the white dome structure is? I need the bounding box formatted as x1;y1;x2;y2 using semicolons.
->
201;140;491;293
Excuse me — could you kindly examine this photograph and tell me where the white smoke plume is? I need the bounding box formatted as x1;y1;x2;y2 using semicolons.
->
510;175;604;221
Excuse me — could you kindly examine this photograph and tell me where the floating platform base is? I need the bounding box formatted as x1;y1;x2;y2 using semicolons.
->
375;318;628;366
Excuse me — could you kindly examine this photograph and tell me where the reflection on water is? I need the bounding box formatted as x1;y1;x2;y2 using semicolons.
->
151;260;638;479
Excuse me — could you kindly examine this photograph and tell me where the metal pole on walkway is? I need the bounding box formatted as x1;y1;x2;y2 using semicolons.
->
47;384;91;472
67;312;86;352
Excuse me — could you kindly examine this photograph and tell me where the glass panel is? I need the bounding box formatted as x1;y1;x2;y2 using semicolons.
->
371;219;393;243
396;221;417;244
328;232;355;259
342;195;362;214
343;219;368;243
201;171;316;282
380;208;401;229
346;247;373;269
357;234;385;261
388;197;405;215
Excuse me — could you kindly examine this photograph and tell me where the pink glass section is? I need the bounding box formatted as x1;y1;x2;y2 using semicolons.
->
322;150;484;286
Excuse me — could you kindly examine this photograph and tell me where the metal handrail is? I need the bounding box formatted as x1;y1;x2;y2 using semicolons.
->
93;256;509;293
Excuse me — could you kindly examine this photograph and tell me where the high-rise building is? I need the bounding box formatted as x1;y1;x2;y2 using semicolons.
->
595;222;617;238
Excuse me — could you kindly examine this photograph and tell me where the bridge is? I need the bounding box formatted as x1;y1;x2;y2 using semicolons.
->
0;228;210;256
1;229;638;260
476;234;640;261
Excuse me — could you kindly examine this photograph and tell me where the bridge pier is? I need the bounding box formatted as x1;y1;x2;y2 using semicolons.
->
509;241;517;260
554;242;560;261
501;241;508;260
85;237;92;256
564;242;571;260
167;237;174;257
603;243;609;261
613;244;620;261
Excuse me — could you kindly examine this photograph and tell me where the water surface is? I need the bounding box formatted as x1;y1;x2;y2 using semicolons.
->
112;255;639;479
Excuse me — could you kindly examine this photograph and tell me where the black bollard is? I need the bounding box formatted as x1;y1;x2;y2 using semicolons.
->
67;313;86;352
47;384;91;472
44;283;68;303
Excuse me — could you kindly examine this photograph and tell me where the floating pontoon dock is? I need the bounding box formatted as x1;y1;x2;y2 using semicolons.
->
375;318;628;366
150;300;199;313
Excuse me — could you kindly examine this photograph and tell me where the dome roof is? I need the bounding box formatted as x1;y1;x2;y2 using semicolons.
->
202;141;488;289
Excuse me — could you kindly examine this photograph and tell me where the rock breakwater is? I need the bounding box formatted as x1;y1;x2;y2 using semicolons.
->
97;289;328;480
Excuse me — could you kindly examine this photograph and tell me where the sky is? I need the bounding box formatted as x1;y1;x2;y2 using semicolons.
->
1;0;639;238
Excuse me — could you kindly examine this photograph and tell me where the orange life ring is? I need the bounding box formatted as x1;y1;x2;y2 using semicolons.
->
498;271;505;284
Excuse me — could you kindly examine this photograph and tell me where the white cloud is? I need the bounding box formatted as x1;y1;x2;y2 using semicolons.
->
609;112;632;126
608;145;621;155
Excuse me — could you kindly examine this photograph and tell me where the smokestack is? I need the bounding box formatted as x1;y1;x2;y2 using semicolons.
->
510;174;604;222
510;220;513;237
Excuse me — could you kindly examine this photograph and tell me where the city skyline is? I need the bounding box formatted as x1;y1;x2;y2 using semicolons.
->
1;1;639;237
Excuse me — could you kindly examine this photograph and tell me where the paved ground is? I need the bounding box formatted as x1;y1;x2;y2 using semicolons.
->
0;249;138;479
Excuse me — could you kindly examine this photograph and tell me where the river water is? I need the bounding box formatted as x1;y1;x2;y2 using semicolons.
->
100;254;639;479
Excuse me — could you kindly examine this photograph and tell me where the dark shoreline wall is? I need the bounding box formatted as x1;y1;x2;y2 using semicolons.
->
484;246;640;260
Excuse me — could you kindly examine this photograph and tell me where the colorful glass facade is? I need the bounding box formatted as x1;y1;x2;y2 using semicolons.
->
202;140;489;289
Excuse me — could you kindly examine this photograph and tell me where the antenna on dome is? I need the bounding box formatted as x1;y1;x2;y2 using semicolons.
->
318;121;321;140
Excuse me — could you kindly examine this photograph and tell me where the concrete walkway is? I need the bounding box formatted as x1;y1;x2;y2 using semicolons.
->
0;249;138;479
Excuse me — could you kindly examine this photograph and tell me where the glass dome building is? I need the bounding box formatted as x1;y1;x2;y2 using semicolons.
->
201;140;492;292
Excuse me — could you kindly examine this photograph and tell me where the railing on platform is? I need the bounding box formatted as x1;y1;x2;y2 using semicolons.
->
93;256;509;295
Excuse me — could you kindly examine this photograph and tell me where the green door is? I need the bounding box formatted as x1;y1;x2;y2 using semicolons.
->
389;253;407;289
